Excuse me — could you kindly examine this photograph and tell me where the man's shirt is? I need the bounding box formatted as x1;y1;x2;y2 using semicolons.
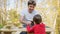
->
20;9;39;21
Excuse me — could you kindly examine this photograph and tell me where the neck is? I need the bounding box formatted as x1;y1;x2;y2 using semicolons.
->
28;9;33;13
29;11;32;13
29;10;32;13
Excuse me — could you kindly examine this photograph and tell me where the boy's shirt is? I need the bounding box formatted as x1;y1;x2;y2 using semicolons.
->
27;23;46;34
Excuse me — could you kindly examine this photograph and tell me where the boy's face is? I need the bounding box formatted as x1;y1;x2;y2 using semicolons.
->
28;4;35;13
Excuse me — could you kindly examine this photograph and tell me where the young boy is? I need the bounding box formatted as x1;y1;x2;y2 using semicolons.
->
27;14;46;34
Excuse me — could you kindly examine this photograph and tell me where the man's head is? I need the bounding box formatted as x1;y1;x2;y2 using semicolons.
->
33;14;42;24
28;0;36;13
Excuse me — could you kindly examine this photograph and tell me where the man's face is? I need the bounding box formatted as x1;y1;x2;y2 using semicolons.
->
28;4;35;12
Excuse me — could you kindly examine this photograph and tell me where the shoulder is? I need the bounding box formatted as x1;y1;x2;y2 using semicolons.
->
22;9;27;12
33;10;38;13
41;22;45;26
20;9;28;16
21;9;28;14
33;10;39;14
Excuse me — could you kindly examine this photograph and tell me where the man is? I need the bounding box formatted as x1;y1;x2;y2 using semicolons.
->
20;0;39;34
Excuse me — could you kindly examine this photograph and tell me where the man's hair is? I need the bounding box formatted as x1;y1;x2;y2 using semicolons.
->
28;0;36;6
33;14;42;24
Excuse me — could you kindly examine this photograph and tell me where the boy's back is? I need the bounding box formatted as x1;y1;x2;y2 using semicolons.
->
27;23;46;34
27;14;46;34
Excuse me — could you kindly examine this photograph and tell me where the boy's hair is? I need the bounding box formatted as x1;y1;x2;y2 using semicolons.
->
33;14;42;24
28;0;36;6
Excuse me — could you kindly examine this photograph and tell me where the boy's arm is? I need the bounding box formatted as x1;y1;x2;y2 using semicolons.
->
27;25;34;33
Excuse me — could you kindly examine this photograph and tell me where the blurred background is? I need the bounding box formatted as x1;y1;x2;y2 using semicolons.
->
0;0;60;34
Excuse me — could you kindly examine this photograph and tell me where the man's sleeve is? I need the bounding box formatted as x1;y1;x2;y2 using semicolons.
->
20;10;25;16
35;10;40;15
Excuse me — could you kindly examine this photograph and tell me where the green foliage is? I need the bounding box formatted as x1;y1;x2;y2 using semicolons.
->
0;24;3;29
8;9;20;26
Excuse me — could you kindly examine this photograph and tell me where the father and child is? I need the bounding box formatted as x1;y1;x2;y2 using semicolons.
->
26;14;46;34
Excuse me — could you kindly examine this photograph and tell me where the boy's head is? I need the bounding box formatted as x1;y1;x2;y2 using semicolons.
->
28;0;36;13
33;14;42;24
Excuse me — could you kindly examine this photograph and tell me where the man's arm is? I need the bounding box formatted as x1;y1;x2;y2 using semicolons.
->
20;16;31;24
20;10;31;24
20;10;27;24
20;15;28;24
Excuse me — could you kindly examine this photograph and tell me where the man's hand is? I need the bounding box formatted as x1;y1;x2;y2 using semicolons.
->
26;21;31;25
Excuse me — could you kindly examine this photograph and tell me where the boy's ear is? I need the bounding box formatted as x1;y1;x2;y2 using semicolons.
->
34;22;35;24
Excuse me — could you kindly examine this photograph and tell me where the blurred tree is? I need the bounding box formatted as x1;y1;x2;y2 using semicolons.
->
8;9;20;27
55;7;60;34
